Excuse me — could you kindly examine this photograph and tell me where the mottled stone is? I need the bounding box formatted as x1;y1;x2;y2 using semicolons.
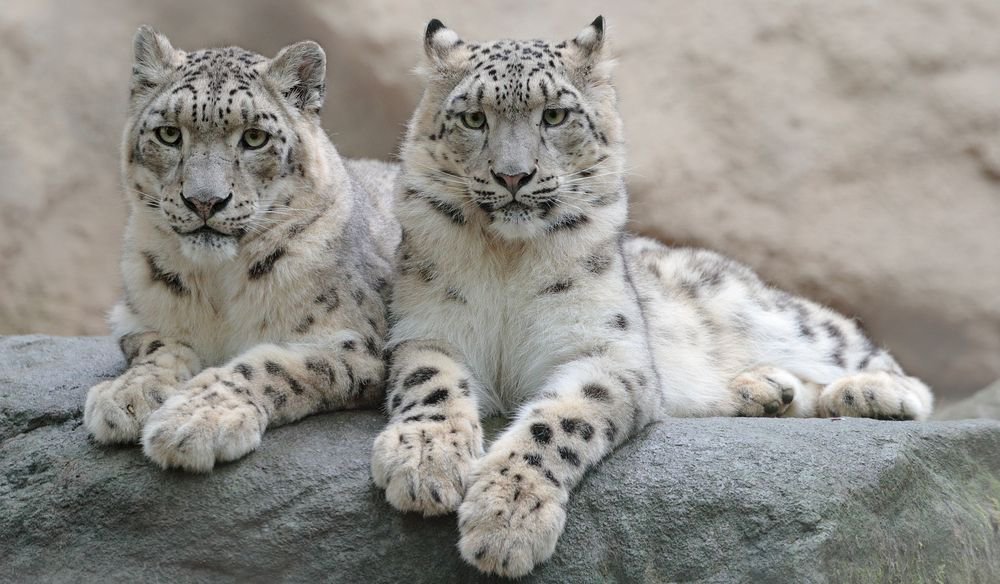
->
2;336;1000;582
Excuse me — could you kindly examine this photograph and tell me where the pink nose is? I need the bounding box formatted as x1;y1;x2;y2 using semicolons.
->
491;170;533;195
181;191;232;221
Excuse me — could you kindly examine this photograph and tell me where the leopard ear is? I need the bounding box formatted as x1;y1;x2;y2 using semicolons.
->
568;16;614;83
423;19;463;65
573;16;606;59
267;40;326;114
131;25;182;98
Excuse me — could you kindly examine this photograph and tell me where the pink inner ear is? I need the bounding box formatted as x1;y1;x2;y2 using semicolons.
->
294;53;323;85
297;61;314;81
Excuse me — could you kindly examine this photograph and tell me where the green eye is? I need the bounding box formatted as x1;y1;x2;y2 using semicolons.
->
461;111;486;130
542;108;568;127
155;126;182;146
241;128;270;149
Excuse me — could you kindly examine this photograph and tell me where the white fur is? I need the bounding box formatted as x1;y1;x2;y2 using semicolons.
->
85;30;399;473
372;18;935;578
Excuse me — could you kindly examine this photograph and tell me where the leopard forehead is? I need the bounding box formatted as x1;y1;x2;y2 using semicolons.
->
178;46;266;88
141;47;279;132
447;39;576;115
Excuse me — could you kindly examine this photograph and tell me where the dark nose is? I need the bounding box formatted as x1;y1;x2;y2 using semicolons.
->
181;191;232;221
491;168;536;196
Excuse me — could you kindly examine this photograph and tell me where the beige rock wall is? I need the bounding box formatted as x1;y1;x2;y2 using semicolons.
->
1;0;998;399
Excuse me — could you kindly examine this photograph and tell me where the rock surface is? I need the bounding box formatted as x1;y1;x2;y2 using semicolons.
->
2;0;1000;400
3;335;1000;583
934;379;1000;421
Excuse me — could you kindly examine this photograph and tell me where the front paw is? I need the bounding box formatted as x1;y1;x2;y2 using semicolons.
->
820;372;930;420
457;453;568;578
142;378;266;472
371;416;482;516
728;366;800;417
84;365;177;444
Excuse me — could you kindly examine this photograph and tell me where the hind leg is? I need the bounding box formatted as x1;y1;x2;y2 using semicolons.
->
819;371;932;420
627;239;935;420
727;365;821;418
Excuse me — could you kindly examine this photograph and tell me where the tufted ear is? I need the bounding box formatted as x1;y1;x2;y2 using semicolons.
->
569;16;613;83
573;16;606;60
423;19;463;66
267;41;327;114
131;26;182;98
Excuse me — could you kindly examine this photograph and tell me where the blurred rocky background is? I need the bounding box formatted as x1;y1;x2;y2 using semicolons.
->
1;0;998;402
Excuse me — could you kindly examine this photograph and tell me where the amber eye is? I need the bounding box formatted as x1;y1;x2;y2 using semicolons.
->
155;126;182;146
461;111;487;130
542;108;568;127
241;128;270;149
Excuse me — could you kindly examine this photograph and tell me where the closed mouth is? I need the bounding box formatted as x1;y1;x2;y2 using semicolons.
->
191;225;221;236
496;201;532;213
179;225;231;237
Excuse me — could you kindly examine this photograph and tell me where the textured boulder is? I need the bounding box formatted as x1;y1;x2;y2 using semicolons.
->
934;379;1000;421
2;0;1000;400
3;335;1000;583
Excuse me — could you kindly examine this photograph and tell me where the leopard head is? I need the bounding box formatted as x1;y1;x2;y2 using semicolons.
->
123;26;327;263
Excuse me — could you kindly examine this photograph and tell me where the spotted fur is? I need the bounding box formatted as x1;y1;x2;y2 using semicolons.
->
371;17;934;577
83;27;400;472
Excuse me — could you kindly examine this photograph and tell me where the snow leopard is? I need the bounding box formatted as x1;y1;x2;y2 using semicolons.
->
370;17;934;577
82;26;400;472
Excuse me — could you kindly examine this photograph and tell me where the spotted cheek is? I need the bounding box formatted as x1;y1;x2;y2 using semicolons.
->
244;154;281;187
160;185;183;209
127;165;167;211
159;187;198;227
241;198;260;225
462;159;492;183
215;191;257;235
531;168;562;197
445;132;484;170
549;126;593;163
138;141;181;178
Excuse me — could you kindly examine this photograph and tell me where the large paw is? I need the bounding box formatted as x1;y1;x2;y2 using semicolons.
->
371;416;483;516
457;452;568;578
819;372;931;420
84;365;177;444
142;376;265;472
728;366;801;417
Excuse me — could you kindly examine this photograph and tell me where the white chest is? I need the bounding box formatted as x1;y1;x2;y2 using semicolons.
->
393;258;620;414
129;258;305;366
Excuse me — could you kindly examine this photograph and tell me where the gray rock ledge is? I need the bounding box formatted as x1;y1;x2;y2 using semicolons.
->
934;379;1000;421
2;335;999;583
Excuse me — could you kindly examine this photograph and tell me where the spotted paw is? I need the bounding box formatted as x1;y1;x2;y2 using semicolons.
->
819;371;931;420
142;372;266;472
728;365;801;417
84;364;179;444
372;416;483;516
457;452;568;578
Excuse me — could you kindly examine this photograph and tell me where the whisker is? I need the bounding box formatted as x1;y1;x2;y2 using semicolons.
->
561;171;628;185
410;161;468;179
550;199;589;216
259;205;313;213
122;186;161;205
409;163;472;187
557;158;611;180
